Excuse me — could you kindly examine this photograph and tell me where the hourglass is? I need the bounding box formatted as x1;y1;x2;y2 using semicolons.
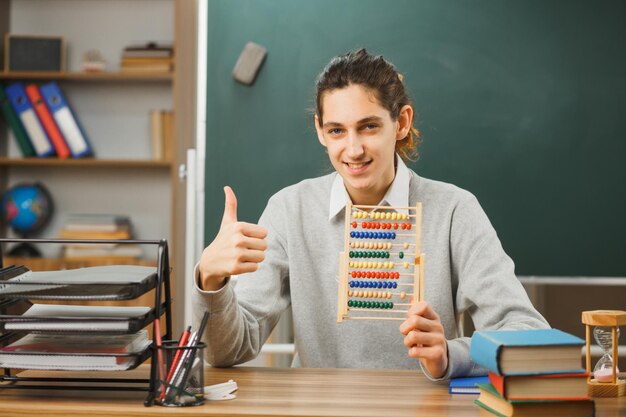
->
582;310;626;397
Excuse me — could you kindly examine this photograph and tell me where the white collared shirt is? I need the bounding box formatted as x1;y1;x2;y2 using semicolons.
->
328;154;411;220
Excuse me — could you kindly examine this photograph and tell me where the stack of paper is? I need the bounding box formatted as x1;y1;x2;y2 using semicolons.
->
0;265;157;298
3;304;151;332
0;330;150;371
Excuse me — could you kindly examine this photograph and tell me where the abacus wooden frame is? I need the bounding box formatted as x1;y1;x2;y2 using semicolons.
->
337;203;425;323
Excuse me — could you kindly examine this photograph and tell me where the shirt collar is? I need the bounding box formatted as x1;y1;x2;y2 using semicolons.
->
328;155;411;220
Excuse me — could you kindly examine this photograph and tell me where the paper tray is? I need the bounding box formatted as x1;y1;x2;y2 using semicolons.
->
0;344;152;371
0;307;160;335
0;265;157;300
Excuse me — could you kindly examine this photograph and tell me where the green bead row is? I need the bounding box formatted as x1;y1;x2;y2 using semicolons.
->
349;251;390;259
348;300;394;309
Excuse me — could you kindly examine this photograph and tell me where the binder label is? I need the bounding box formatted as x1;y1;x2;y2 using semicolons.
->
54;107;88;155
20;109;52;155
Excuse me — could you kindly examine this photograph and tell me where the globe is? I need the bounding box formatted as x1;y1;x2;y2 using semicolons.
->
1;182;54;257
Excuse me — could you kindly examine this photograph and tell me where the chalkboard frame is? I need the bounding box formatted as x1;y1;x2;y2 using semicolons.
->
4;33;65;72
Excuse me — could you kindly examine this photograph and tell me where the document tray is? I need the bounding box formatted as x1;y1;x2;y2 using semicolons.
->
0;303;159;334
0;344;152;371
0;265;157;300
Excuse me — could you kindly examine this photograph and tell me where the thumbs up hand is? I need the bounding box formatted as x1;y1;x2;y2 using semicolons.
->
198;186;268;291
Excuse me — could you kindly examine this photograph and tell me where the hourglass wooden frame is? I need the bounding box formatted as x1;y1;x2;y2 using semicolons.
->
581;310;626;397
337;203;425;323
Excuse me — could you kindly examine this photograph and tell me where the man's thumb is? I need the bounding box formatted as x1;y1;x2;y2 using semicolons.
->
221;186;238;226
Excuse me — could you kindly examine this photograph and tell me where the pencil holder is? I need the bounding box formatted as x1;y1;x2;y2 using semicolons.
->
154;340;206;407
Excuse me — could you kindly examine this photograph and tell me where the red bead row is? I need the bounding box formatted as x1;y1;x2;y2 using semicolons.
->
351;221;412;230
351;271;401;279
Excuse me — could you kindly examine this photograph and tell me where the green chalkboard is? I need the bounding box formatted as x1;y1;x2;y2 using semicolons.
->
205;0;626;276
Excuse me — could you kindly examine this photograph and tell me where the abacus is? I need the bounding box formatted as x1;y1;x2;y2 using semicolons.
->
337;203;425;322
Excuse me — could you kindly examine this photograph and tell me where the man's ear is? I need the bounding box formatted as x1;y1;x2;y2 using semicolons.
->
395;105;414;141
315;114;327;147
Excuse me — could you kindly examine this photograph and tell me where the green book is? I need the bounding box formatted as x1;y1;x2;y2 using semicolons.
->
0;85;35;157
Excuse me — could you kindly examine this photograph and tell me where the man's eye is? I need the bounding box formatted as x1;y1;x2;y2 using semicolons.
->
328;128;343;135
363;124;378;130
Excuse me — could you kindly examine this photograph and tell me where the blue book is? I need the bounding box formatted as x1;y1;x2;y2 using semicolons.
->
449;375;489;394
39;81;93;158
470;329;584;376
5;83;55;157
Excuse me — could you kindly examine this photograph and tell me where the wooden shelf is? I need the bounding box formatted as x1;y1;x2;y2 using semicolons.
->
0;71;172;82
0;157;172;168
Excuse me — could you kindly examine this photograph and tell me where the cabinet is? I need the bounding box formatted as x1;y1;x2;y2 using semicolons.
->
0;0;197;334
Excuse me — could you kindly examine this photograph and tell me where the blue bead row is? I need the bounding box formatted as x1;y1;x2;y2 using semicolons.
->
350;280;398;289
349;231;397;239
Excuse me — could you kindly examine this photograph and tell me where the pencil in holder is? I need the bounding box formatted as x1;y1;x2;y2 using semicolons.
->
154;340;206;407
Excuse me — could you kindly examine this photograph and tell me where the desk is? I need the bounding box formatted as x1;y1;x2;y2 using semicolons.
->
1;366;624;416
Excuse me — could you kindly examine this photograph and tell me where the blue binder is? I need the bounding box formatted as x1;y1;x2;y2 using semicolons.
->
39;81;93;158
5;83;55;157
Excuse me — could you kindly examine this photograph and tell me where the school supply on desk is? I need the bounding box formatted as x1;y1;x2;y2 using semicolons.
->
0;238;172;406
25;83;71;159
0;265;157;300
164;325;191;383
470;329;585;375
0;330;150;370
158;311;209;406
1;303;152;333
154;316;166;399
39;81;93;158
474;382;595;417
204;380;238;401
581;309;626;398
337;203;425;323
449;375;489;394
0;87;35;157
488;371;589;400
5;82;55;157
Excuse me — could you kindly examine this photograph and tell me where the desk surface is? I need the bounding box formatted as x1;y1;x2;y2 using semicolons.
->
1;366;625;417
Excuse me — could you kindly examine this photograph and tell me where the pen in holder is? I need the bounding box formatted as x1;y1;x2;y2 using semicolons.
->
154;340;206;407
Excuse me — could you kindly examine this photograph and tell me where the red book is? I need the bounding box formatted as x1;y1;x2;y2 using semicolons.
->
489;371;589;400
25;84;71;159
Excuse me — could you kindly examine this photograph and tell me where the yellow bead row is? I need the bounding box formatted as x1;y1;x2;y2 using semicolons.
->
352;211;409;220
347;290;407;299
350;241;393;249
348;261;396;269
350;242;411;250
348;290;392;299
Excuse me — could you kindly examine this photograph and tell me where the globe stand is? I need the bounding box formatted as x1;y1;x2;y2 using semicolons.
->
7;241;42;257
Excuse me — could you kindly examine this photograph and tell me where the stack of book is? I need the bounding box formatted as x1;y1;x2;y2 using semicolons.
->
58;214;142;260
120;42;173;73
0;81;93;158
470;328;594;417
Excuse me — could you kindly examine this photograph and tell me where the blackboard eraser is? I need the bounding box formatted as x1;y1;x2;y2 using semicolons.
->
232;42;267;85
